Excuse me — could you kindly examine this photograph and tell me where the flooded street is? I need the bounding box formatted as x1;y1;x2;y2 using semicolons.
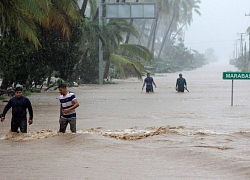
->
1;61;250;180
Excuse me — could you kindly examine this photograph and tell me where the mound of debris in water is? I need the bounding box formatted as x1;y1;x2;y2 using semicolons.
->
101;126;185;140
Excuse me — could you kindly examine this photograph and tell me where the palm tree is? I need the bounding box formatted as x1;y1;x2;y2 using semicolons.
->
101;19;140;79
0;0;81;48
79;0;89;16
0;0;82;89
123;0;140;44
137;0;200;58
77;19;100;82
109;43;153;79
76;0;153;82
157;0;201;58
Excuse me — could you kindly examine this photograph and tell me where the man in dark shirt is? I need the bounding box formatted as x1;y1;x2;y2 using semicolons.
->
176;73;187;92
1;87;33;133
142;73;157;93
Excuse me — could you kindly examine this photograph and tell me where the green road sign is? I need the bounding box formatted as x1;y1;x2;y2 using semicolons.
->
223;72;250;80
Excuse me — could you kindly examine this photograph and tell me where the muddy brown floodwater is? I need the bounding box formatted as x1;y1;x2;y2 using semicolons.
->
1;61;250;180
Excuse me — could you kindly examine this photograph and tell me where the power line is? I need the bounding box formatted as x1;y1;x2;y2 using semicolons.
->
185;40;235;45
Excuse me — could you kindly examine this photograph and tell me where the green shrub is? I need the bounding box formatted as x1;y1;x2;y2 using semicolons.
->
23;90;31;96
0;95;5;100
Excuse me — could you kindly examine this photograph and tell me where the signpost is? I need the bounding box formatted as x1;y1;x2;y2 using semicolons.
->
223;72;250;80
105;3;156;19
98;2;156;85
223;72;250;106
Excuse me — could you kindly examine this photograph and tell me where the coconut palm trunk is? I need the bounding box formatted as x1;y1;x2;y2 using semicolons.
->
103;60;110;79
124;19;134;44
93;0;106;20
147;5;160;50
147;19;155;49
124;0;139;44
169;23;185;45
81;0;89;16
150;10;161;52
138;19;146;45
81;48;89;78
157;12;175;58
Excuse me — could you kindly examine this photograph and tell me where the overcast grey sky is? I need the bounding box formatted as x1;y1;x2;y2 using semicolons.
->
184;0;250;61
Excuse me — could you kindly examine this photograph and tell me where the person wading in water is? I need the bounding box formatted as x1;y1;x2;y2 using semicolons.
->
1;87;33;133
176;73;187;92
142;73;157;93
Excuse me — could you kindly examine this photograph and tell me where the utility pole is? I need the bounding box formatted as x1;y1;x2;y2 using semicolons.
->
235;41;238;59
99;0;103;85
235;42;237;59
235;39;241;59
237;33;245;58
233;44;235;59
245;42;247;70
245;13;250;70
248;30;250;65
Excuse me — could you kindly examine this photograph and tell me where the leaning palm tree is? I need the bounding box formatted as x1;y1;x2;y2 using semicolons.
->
109;43;153;79
157;0;201;58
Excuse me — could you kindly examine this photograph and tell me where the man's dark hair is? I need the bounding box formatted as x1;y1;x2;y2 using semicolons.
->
58;84;67;89
15;87;23;92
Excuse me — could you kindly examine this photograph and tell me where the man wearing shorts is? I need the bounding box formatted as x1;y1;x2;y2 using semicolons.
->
58;84;79;133
142;73;157;93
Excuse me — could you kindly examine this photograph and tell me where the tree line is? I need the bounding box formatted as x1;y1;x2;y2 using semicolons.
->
0;0;212;91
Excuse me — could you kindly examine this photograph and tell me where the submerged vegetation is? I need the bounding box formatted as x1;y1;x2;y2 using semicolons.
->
230;52;250;71
0;0;219;91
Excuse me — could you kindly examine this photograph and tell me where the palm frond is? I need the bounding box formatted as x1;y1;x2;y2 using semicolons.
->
118;65;126;79
0;0;81;48
247;26;250;34
194;9;201;16
53;0;81;22
18;15;41;48
17;0;50;28
79;20;99;50
107;19;140;38
110;54;144;79
118;44;153;62
48;5;71;38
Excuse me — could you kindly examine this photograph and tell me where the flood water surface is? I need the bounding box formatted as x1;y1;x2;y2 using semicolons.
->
1;61;250;180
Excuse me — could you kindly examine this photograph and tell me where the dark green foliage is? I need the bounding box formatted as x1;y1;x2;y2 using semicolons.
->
37;24;82;81
0;23;82;90
0;31;34;88
230;53;249;71
0;0;206;88
0;95;5;100
152;40;207;73
82;49;99;83
0;0;82;90
71;18;100;84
